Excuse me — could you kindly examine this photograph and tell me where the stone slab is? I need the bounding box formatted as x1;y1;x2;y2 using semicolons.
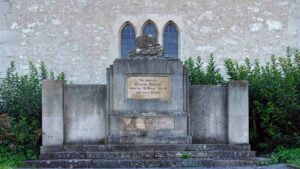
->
42;80;64;146
189;85;227;143
40;144;251;154
227;81;249;144
23;158;260;168
63;85;106;144
228;116;249;144
39;151;256;160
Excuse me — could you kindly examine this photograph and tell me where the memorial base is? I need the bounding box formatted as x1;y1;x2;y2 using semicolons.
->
108;112;189;144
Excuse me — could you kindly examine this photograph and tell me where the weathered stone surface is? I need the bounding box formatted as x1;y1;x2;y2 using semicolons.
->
41;82;108;145
23;158;260;168
291;5;300;19
29;144;258;168
123;116;174;131
63;85;106;144
0;30;18;43
189;81;249;144
40;144;251;154
0;1;10;14
227;81;249;144
42;80;64;146
39;150;256;160
189;85;227;143
0;0;299;83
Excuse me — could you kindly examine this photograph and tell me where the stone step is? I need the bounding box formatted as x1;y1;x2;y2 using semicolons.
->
40;150;255;160
41;144;251;153
107;136;191;144
24;158;260;168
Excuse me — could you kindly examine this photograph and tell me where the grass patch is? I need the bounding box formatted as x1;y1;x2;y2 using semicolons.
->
262;148;300;168
176;152;192;159
0;154;26;169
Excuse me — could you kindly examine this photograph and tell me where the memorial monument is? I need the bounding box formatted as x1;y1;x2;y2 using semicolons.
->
24;35;259;168
107;35;190;144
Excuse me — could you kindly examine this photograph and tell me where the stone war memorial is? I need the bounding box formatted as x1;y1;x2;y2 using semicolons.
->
25;36;258;168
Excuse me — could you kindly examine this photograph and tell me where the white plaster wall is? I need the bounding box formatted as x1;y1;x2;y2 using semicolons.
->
0;0;299;84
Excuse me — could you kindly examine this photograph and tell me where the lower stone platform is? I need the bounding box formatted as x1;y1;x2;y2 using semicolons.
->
22;144;266;168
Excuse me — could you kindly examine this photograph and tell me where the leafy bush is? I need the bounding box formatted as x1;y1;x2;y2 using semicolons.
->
185;54;224;85
0;146;26;169
186;48;300;153
262;148;300;168
0;61;66;159
224;48;300;152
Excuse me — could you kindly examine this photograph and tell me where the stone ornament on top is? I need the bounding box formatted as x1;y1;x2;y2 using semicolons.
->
129;35;165;58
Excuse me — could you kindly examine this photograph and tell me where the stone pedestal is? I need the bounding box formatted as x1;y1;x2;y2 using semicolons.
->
106;59;190;144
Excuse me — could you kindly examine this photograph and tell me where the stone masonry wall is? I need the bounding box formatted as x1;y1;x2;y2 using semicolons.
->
0;0;299;84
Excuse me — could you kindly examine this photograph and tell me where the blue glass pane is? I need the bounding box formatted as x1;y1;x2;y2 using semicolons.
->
121;24;136;58
163;22;178;58
142;22;158;40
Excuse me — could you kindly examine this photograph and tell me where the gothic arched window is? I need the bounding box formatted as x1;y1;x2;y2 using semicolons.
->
142;21;158;41
163;22;179;58
121;23;136;58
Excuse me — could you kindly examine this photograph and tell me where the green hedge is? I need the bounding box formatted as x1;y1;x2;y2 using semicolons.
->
0;62;65;159
185;47;300;153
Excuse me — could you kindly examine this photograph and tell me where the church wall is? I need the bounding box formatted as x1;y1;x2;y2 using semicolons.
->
0;0;299;84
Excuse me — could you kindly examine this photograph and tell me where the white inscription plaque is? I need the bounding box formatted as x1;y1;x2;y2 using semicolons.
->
127;76;170;100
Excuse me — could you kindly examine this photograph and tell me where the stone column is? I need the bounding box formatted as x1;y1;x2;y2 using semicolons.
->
42;80;64;146
226;81;249;144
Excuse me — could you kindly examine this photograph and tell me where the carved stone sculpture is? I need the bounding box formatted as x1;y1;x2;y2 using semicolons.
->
129;35;164;58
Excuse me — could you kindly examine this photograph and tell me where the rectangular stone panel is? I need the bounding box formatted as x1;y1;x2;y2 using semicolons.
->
123;116;174;131
64;85;106;144
127;76;170;100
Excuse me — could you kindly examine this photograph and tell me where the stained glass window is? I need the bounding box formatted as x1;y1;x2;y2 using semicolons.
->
142;21;158;41
121;23;136;58
163;22;178;58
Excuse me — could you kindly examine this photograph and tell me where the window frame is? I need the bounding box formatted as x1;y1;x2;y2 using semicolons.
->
163;21;179;58
120;22;136;59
